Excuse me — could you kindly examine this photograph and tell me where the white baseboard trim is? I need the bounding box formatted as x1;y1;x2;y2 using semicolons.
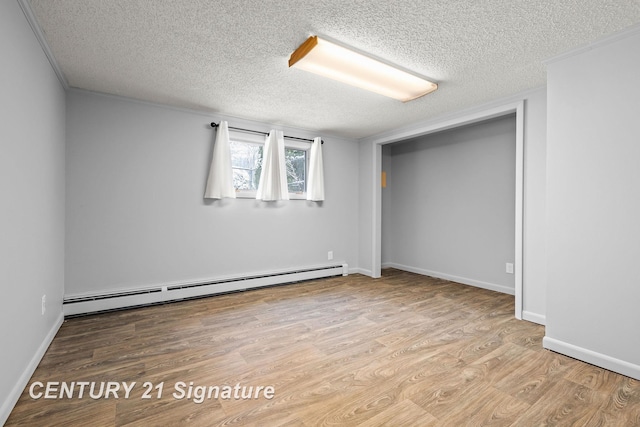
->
522;310;546;325
350;267;373;277
383;263;515;295
1;312;64;426
543;336;640;380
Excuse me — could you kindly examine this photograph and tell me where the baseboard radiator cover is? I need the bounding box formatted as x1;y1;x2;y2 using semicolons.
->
64;263;348;316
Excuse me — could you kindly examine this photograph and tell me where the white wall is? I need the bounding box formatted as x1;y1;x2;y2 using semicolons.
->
522;88;547;324
0;1;66;422
381;145;393;265
65;90;360;296
544;27;640;379
382;115;517;294
357;140;376;276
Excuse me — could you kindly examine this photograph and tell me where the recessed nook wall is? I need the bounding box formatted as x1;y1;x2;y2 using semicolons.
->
382;115;517;294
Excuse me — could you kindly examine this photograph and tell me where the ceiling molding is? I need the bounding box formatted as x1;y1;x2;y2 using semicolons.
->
66;87;358;144
545;22;640;65
17;0;69;89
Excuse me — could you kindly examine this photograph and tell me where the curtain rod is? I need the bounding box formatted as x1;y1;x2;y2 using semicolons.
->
210;122;323;144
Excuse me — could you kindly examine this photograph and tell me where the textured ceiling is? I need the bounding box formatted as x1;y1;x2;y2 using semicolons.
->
27;0;640;139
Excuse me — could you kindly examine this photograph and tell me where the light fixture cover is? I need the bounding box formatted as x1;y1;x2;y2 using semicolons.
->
289;36;437;102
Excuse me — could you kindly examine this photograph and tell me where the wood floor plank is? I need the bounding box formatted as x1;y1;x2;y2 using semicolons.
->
428;384;531;426
514;378;605;426
494;347;577;405
6;269;640;426
589;377;640;426
357;399;437;427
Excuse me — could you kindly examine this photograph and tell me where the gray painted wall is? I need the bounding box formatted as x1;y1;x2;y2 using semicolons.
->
0;1;66;421
65;90;360;296
365;88;548;322
522;88;547;323
382;115;516;293
358;140;375;276
545;28;640;378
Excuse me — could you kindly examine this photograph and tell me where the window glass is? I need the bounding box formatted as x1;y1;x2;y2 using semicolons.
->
286;148;306;194
230;141;262;191
229;140;308;197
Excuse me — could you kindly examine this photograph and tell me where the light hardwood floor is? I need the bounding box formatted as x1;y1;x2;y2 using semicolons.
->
7;269;640;426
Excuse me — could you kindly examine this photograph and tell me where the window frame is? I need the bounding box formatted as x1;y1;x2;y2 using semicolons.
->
228;130;310;200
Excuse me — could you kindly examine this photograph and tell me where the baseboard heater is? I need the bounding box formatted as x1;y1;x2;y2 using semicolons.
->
63;263;348;316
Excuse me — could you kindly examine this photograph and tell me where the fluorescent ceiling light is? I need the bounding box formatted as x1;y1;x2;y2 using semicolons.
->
289;36;437;102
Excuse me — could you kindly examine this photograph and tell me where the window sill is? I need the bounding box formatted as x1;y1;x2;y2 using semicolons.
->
234;191;308;200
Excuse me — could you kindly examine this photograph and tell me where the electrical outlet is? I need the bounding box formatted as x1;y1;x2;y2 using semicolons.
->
328;251;333;261
41;295;46;315
506;263;514;274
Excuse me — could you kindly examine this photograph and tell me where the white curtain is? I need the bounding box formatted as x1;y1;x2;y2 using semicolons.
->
306;137;325;201
204;121;236;199
256;130;289;201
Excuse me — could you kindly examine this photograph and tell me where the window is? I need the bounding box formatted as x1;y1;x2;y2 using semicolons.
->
229;133;309;199
230;141;262;192
285;147;306;194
